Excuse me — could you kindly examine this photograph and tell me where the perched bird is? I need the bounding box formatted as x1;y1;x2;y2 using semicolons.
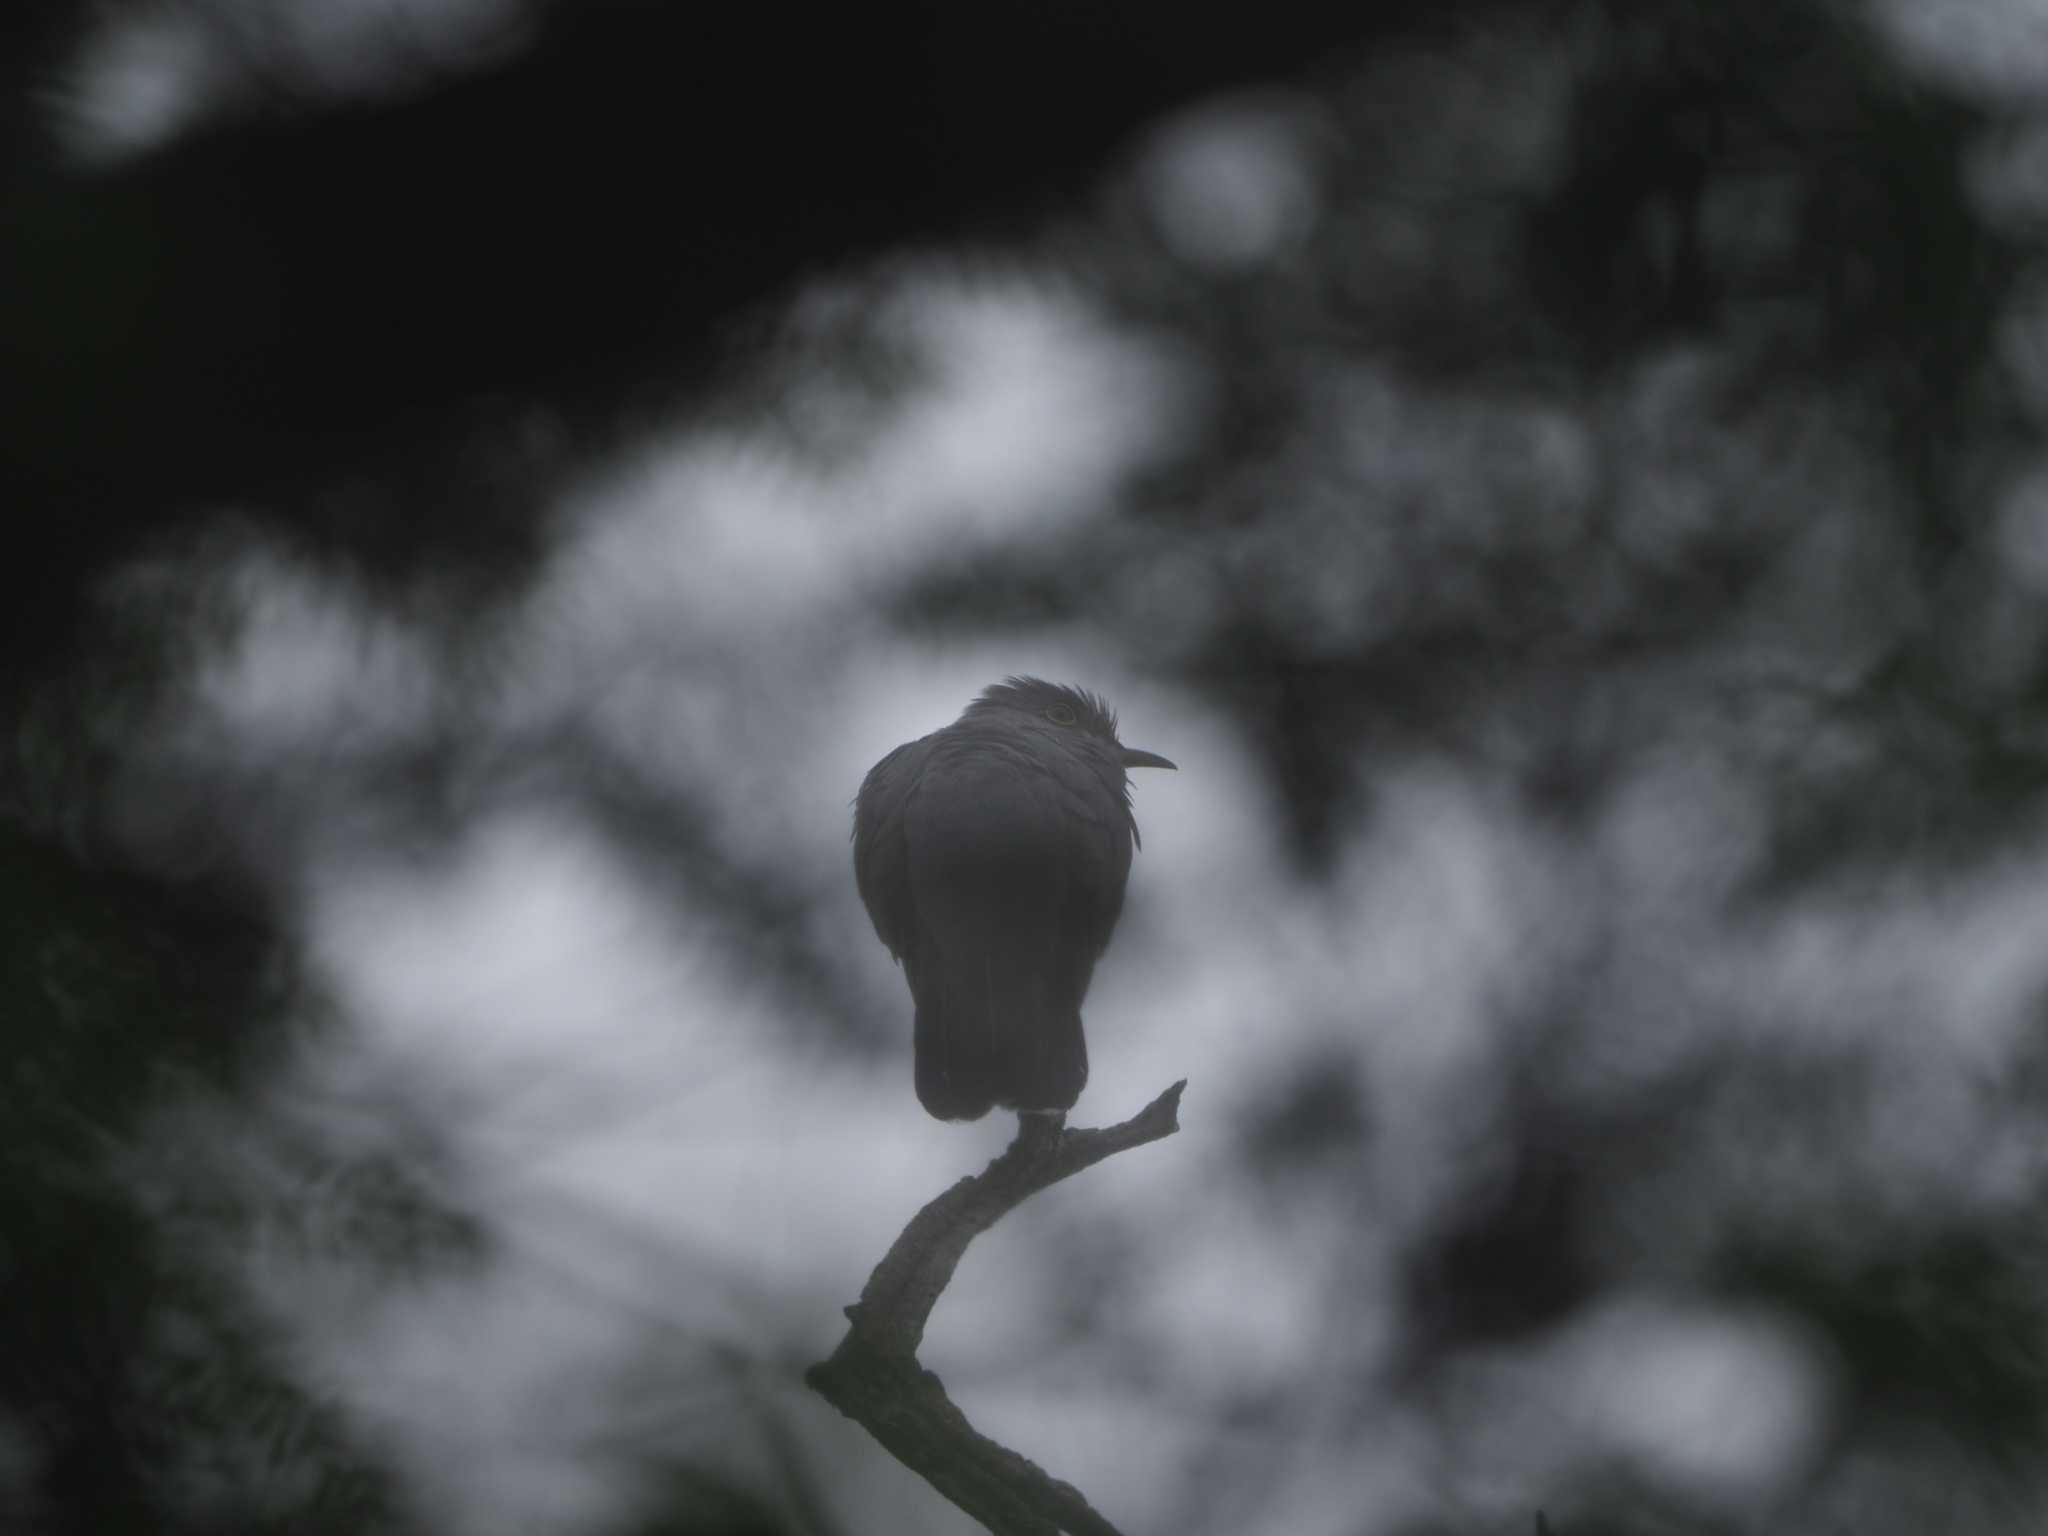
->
853;677;1176;1121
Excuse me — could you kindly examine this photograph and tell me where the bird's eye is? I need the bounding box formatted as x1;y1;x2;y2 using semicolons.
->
1044;703;1077;726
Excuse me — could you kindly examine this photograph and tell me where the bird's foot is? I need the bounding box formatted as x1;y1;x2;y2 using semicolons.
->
1013;1108;1065;1169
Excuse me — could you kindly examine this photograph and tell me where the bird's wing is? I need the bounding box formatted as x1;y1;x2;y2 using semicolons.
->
852;736;930;961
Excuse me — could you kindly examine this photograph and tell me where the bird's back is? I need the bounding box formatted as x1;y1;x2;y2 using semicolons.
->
854;715;1137;1119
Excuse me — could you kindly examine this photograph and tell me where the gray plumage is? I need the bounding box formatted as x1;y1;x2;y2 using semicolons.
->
853;677;1176;1121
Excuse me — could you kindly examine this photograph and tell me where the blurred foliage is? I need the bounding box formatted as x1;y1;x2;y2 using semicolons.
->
10;0;2048;1531
0;825;404;1532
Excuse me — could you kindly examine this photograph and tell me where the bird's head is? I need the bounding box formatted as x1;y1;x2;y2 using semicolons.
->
967;676;1177;772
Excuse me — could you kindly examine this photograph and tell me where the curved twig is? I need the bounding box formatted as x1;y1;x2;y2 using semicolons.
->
807;1081;1187;1535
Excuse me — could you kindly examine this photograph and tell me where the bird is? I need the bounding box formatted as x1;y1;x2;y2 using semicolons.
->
853;677;1176;1121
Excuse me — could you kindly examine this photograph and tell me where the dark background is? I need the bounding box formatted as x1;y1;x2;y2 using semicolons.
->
9;1;2048;1531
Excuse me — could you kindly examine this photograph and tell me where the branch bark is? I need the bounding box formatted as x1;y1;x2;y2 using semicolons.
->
807;1080;1187;1536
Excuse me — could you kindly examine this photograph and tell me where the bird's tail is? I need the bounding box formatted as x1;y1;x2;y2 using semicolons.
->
910;947;1087;1121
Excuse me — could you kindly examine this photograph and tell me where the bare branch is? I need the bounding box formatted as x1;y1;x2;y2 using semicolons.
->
807;1081;1186;1535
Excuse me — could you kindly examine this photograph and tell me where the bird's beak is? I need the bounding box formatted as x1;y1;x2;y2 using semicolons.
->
1120;746;1177;771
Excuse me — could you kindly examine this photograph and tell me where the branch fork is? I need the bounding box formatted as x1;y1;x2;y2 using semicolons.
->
808;1080;1187;1535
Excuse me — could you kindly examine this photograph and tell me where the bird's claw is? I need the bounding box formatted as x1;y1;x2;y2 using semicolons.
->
1014;1108;1066;1167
